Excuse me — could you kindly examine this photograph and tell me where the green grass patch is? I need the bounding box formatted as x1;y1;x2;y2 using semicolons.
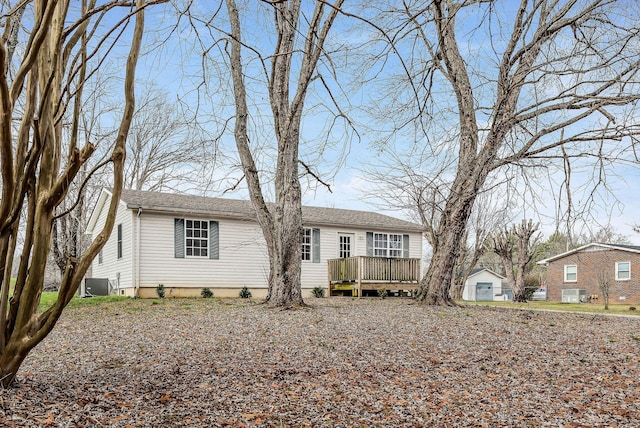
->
461;300;640;316
38;292;129;313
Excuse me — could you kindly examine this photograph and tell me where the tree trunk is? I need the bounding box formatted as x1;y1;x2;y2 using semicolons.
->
224;0;342;308
418;187;477;306
0;0;149;387
0;344;28;387
265;185;304;307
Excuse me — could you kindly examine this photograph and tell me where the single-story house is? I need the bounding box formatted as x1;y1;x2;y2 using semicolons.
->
536;242;640;304
85;188;424;298
462;267;510;301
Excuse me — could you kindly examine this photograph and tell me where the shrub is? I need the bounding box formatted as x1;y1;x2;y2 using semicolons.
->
311;286;325;298
156;284;165;299
201;288;214;298
239;286;252;299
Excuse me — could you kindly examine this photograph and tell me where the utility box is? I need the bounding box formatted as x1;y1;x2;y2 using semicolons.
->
80;278;110;297
561;288;587;303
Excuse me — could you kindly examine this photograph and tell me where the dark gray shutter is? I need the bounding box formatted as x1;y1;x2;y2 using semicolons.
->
174;218;184;258
366;232;373;256
312;228;320;263
117;224;123;259
209;221;219;260
403;234;410;258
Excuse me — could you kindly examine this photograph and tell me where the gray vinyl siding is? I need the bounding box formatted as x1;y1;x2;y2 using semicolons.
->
137;217;423;291
89;194;134;290
139;213;270;289
89;196;423;292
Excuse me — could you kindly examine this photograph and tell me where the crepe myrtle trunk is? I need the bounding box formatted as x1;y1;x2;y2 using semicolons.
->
0;0;150;387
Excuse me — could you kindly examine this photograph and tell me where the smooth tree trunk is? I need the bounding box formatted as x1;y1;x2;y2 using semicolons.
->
0;0;150;386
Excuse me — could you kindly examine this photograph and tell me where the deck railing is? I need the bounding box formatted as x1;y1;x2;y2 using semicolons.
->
327;256;421;284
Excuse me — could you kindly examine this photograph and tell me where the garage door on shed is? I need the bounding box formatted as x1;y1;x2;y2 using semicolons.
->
476;282;493;301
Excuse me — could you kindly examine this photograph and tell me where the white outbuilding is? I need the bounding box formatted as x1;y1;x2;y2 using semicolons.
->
462;268;510;301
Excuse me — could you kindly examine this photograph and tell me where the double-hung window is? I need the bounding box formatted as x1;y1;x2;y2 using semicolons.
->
301;228;320;262
616;262;631;281
302;228;312;261
368;232;409;258
373;233;388;257
185;219;209;257
174;218;219;259
389;234;403;258
564;264;577;282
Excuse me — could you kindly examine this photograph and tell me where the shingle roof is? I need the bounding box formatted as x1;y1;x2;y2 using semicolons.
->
602;243;640;251
468;267;505;279
469;267;485;276
537;242;640;264
118;189;424;232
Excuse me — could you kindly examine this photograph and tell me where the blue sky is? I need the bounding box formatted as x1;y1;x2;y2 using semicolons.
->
128;1;640;243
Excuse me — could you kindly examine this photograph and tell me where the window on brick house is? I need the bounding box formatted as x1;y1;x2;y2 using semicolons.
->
616;262;630;281
564;264;577;282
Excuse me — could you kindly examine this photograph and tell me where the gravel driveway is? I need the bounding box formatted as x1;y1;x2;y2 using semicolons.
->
1;298;639;427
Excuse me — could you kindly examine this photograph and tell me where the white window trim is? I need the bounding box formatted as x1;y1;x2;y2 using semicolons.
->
338;233;353;258
615;261;631;281
388;233;403;258
373;232;404;258
301;227;320;262
302;228;312;261
373;232;388;257
185;219;210;258
564;264;577;283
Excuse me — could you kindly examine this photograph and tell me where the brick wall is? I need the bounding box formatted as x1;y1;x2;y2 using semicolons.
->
545;248;640;304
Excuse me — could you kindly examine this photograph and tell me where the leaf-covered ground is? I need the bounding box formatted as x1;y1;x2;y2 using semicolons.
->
1;298;639;427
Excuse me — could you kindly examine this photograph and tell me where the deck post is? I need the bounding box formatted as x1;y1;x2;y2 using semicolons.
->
357;256;363;298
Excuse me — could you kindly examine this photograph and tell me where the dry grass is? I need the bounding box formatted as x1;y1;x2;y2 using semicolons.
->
2;297;640;427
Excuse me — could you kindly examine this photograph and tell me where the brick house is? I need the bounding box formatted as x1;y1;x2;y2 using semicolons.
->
537;243;640;304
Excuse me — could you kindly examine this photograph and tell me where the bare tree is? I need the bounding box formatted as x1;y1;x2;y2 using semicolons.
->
492;228;517;296
492;220;541;302
50;84;206;280
0;0;160;387
224;0;344;307
364;151;511;300
578;225;631;246
124;87;210;192
596;270;610;310
370;0;640;305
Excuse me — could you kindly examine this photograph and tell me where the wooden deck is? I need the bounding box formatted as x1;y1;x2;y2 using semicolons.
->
327;256;421;297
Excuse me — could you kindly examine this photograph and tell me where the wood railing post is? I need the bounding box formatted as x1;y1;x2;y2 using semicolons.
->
357;256;362;298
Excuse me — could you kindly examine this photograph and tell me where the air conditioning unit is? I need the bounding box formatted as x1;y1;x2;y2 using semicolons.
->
561;288;587;303
80;278;110;297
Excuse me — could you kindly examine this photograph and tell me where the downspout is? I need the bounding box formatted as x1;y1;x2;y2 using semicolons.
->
135;208;142;297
